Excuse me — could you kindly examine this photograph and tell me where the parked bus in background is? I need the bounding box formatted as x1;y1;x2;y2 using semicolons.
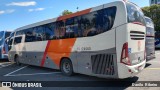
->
7;32;15;52
0;31;11;60
155;31;160;48
9;1;146;79
144;17;155;60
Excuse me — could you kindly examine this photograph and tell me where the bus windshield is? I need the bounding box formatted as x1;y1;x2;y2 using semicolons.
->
146;27;154;36
5;32;11;38
145;18;154;27
126;3;145;25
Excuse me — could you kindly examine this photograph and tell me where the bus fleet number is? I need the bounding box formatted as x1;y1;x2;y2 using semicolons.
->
77;47;91;51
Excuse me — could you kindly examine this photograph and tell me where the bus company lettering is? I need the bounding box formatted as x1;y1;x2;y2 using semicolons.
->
12;82;27;87
28;83;42;87
12;82;42;87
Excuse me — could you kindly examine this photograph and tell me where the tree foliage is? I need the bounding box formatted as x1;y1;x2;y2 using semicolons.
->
61;10;73;16
142;5;160;31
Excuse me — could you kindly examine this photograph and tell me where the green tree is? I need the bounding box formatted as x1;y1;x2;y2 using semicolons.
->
142;5;160;31
61;10;72;16
142;6;150;17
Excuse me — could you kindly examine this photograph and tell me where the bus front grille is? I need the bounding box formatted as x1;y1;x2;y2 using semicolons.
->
91;54;115;75
130;31;145;40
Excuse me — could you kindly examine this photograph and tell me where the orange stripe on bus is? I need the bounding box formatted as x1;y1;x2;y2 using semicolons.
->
57;8;92;21
47;38;76;67
40;41;51;67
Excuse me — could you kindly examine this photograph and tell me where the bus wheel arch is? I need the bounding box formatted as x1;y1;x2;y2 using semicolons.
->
60;57;74;76
14;54;21;66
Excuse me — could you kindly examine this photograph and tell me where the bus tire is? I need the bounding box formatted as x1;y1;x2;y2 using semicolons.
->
15;55;21;66
60;58;74;76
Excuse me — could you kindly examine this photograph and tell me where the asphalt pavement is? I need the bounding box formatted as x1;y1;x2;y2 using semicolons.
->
0;50;159;90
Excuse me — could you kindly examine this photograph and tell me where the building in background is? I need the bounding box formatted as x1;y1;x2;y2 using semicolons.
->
150;0;160;5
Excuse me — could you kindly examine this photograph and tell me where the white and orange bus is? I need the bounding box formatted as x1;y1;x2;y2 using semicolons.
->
8;1;146;79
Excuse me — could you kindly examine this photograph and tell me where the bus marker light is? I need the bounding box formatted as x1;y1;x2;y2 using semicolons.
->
2;47;6;54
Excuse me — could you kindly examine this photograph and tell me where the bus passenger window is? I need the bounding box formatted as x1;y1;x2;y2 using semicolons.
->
56;21;64;39
34;26;45;41
103;7;117;32
81;12;96;37
25;29;35;42
5;32;11;39
65;18;75;38
14;37;22;45
76;16;83;37
8;39;13;51
44;23;55;40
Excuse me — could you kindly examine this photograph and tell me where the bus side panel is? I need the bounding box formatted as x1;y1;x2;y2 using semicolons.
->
23;42;46;66
116;25;128;78
46;39;76;68
73;29;118;78
43;54;59;69
23;41;64;69
69;52;78;73
9;43;25;62
8;51;16;62
146;37;155;60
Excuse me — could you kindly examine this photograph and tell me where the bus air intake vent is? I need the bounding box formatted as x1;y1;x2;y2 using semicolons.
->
91;54;114;75
130;31;145;40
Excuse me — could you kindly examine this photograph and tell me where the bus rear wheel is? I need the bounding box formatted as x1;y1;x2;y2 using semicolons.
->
60;58;74;76
15;55;21;66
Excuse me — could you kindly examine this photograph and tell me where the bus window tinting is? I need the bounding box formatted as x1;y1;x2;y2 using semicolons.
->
16;6;117;42
5;32;11;38
8;39;13;50
44;23;55;40
35;26;45;41
14;37;22;45
64;6;117;37
126;3;145;25
56;21;65;39
81;6;117;37
65;17;77;38
25;29;35;42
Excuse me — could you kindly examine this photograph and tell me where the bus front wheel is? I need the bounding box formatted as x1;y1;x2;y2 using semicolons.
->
15;55;21;66
60;58;74;76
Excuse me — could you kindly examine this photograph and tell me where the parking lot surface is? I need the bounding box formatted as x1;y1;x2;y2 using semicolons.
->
0;50;159;90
